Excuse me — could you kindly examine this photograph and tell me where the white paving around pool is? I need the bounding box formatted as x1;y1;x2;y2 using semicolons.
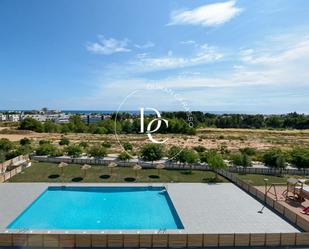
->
0;183;300;233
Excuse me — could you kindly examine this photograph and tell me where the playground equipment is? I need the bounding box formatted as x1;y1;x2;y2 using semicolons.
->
284;178;307;202
264;178;280;201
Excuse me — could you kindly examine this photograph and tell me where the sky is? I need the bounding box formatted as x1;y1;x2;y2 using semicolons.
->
0;0;309;114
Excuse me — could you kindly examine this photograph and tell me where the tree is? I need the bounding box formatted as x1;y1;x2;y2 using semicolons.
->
199;150;217;163
263;149;286;168
178;149;199;165
20;138;31;146
207;152;226;179
59;137;70;146
231;153;252;167
140;144;164;163
168;145;182;162
36;144;57;156
44;120;60;133
65;145;82;157
0;138;13;152
180;149;199;172
16;145;33;155
88;146;107;158
291;148;309;168
19;118;43;132
118;151;132;165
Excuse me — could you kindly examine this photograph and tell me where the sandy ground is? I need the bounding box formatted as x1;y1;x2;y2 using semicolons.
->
0;127;308;153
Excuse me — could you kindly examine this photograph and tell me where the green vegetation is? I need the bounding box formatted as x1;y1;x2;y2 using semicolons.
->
19;138;31;146
263;149;286;168
118;151;132;162
36;143;57;156
87;145;107;158
59;137;70;146
207;152;226;179
123;142;133;151
0;138;13;152
140;143;164;163
231;153;252;167
65;144;82;157
163;111;309;129
19;115;196;135
291;147;309;168
8;162;228;183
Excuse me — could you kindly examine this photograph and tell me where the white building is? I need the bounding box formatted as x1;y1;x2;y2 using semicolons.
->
7;114;20;122
0;114;7;121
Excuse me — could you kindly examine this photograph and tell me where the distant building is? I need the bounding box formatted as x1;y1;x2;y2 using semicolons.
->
7;114;20;122
0;114;7;121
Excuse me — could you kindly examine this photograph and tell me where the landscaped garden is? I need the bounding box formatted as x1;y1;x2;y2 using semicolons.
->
8;162;228;183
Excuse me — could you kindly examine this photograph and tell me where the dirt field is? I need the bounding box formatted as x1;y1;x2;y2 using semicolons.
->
1;127;308;153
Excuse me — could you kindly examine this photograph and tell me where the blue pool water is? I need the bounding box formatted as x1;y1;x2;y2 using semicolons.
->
7;186;183;230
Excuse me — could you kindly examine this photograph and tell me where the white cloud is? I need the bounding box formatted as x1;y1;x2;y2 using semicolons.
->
78;32;309;112
168;1;243;27
180;40;197;45
86;35;131;55
134;41;155;49
128;43;223;72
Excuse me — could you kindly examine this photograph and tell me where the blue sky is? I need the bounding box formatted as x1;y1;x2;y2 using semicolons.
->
0;0;309;113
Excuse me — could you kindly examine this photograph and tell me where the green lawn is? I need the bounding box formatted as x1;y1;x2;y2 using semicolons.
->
9;162;228;183
236;173;309;186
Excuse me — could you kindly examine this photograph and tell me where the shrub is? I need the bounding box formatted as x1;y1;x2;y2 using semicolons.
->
39;139;51;145
65;145;82;157
79;141;89;148
199;150;217;163
59;137;70;146
19;118;43;132
263;149;286;168
20;138;31;146
88;146;107;158
140;144;164;162
36;144;57;156
16;145;33;155
0;138;13;152
290;147;309;168
168;145;182;161
231;153;252;167
239;147;256;156
123;142;133;151
102;141;112;148
118;151;132;161
178;149;199;165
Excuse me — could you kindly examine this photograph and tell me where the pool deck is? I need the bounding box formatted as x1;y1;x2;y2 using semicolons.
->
0;183;300;234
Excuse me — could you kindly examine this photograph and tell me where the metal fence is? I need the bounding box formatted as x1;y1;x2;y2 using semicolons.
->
228;166;309;176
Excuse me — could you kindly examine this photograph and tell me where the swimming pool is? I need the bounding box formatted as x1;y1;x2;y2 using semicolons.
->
7;186;183;230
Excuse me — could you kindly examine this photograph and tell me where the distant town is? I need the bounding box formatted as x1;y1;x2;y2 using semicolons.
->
0;108;111;123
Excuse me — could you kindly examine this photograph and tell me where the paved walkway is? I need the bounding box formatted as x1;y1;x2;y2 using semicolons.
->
0;183;300;233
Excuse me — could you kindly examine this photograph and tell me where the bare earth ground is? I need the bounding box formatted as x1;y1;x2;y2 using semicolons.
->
1;127;309;153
